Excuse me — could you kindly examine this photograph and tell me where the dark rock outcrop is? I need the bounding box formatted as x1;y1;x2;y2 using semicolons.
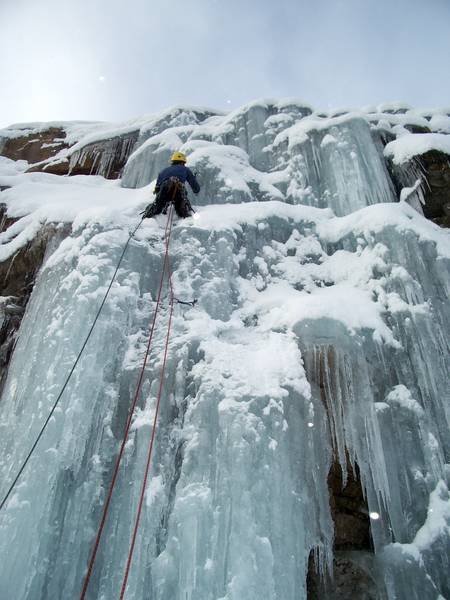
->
376;130;450;228
0;205;63;393
1;125;139;180
28;157;70;176
387;149;450;228
308;552;380;600
307;459;379;600
25;130;139;179
417;150;450;227
327;460;373;552
303;345;378;599
0;127;69;164
66;130;139;179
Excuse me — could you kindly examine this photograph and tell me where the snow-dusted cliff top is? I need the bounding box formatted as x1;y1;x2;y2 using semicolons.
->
1;99;449;169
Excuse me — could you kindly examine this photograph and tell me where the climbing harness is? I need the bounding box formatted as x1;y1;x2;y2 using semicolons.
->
0;218;144;513
80;204;178;599
163;177;192;218
143;176;194;220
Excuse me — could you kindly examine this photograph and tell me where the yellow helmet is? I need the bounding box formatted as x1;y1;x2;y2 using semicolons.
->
170;151;187;163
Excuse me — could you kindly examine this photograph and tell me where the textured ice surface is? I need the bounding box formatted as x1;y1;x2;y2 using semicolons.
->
121;102;397;217
0;101;449;600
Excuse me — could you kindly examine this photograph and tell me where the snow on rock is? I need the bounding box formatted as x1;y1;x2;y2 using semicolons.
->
399;179;423;208
385;385;425;418
0;171;151;262
413;480;450;551
384;133;450;164
0;155;29;177
317;202;450;259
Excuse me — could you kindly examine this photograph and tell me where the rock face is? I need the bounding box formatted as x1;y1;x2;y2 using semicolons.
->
0;127;68;164
24;130;141;179
417;150;450;226
328;460;372;552
0;125;140;179
66;130;140;178
308;553;379;600
318;461;379;600
382;138;450;228
0;205;66;393
304;343;378;599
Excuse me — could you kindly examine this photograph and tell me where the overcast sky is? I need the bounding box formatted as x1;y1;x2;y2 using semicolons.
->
1;0;449;127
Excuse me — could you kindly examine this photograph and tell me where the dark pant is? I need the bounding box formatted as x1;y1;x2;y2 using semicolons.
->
147;178;193;219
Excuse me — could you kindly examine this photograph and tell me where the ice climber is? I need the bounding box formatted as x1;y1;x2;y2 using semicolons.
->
142;151;200;219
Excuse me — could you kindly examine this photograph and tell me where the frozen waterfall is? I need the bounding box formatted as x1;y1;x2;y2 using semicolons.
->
0;100;449;599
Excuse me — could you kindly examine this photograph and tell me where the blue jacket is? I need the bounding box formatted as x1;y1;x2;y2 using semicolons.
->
155;164;200;194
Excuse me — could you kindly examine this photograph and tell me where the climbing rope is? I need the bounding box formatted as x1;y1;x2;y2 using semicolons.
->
119;221;176;599
0;218;144;513
1;196;184;597
80;204;176;600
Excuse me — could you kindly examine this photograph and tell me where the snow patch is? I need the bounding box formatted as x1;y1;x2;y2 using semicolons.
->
384;133;450;164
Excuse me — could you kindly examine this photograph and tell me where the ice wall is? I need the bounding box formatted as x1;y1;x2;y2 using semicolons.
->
121;101;396;216
0;101;449;600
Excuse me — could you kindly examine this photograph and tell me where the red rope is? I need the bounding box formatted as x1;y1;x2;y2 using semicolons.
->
80;205;175;600
119;219;176;598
